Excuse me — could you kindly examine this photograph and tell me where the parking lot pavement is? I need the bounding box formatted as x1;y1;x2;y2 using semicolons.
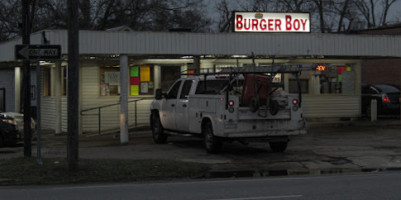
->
1;119;401;175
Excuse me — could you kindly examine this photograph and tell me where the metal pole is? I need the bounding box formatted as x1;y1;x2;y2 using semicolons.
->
98;107;101;135
36;61;42;165
119;55;129;144
67;0;80;171
135;101;137;127
22;0;32;157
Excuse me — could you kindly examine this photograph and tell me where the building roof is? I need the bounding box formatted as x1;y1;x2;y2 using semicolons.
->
1;29;401;62
351;23;401;36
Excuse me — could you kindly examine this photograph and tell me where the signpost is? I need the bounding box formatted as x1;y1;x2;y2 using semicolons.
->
15;44;61;164
15;45;61;60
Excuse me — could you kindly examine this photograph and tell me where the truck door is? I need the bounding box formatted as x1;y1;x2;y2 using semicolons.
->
175;80;194;132
160;80;182;130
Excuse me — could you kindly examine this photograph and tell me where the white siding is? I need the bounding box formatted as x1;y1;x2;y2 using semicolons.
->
1;30;401;62
40;97;56;129
80;65;151;133
302;95;360;118
78;31;401;57
61;97;67;132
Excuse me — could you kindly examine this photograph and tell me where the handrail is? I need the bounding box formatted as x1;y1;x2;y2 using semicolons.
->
80;97;153;135
80;97;153;114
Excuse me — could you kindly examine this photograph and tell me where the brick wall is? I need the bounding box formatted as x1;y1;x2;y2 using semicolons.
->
359;25;401;87
361;59;401;87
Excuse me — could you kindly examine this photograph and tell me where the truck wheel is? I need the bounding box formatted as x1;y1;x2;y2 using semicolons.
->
269;141;288;153
203;122;222;154
151;113;168;144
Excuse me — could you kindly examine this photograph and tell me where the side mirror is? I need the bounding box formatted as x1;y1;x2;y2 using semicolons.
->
155;88;164;100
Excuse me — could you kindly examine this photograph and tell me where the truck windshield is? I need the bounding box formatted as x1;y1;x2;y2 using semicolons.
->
195;80;228;94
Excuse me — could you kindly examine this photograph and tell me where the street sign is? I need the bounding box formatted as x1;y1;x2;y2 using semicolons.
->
15;45;61;60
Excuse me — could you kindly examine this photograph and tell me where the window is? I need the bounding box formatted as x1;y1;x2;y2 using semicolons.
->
289;79;309;94
318;65;355;94
161;66;181;91
215;64;238;73
167;81;181;99
100;65;156;97
180;80;193;99
43;67;51;96
100;66;120;96
129;65;155;96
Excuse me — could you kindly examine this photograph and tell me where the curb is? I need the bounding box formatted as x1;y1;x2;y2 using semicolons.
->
205;167;401;178
0;178;15;184
306;119;401;129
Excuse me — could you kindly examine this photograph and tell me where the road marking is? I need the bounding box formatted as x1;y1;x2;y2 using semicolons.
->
210;195;303;200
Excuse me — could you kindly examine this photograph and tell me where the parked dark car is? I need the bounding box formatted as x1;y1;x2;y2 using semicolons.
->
361;84;400;117
0;112;36;141
0;114;18;147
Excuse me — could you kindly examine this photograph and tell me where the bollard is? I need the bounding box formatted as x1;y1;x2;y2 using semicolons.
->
370;99;377;122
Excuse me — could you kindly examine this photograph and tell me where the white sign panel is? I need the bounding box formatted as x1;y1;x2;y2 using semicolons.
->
234;12;310;32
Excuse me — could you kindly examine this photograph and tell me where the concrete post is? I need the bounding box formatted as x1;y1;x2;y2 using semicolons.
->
54;62;62;134
120;55;129;144
194;56;200;73
14;67;21;113
154;65;161;89
370;99;377;122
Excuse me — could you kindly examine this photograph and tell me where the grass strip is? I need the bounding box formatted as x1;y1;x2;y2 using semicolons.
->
0;158;209;186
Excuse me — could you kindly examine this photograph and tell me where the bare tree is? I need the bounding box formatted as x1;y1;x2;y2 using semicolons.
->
279;0;309;12
354;0;375;27
0;0;20;41
380;0;399;26
0;0;212;42
216;0;233;32
311;0;327;32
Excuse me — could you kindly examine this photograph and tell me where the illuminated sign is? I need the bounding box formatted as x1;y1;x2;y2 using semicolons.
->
234;12;310;32
316;65;326;71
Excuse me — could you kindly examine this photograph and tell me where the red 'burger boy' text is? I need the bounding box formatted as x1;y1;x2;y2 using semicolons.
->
234;12;310;32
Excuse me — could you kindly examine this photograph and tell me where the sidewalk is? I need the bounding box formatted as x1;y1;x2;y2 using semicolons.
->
2;118;401;177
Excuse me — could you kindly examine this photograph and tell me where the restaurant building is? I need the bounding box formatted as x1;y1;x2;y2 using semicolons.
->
0;28;400;134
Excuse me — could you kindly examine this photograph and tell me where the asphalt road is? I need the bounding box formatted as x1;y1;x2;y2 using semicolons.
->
1;172;401;200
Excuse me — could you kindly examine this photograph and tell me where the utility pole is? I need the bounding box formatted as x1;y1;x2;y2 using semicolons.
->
22;0;32;157
67;0;79;171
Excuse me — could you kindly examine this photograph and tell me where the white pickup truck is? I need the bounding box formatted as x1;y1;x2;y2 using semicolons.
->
150;66;307;153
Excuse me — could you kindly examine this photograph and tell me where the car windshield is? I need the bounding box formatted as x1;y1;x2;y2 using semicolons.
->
375;84;400;93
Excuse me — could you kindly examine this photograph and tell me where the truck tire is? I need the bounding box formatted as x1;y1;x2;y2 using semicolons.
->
269;141;288;153
151;113;168;144
203;122;222;154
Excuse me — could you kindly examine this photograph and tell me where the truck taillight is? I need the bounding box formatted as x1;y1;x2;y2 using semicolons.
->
228;100;235;106
292;99;299;111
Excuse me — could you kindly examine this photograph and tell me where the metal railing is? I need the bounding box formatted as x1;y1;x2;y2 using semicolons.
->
80;98;152;135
